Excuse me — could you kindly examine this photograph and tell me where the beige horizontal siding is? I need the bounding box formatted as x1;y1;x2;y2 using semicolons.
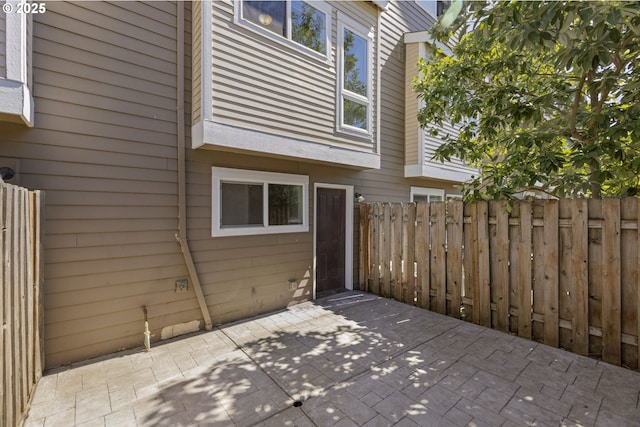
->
0;1;207;367
207;0;378;154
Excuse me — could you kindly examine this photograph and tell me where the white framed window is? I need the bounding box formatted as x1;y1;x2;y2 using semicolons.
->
337;12;373;137
236;0;332;61
212;167;309;237
410;186;445;202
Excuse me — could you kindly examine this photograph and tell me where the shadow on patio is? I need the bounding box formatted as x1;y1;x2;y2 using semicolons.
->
26;291;640;426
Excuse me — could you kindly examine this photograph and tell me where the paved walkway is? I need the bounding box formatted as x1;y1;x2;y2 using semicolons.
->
25;292;640;426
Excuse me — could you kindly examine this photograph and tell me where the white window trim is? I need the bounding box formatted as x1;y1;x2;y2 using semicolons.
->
212;167;309;237
336;12;374;138
234;0;332;63
410;186;445;202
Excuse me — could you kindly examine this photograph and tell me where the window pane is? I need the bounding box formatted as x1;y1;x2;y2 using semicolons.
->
268;184;303;225
343;29;367;96
291;1;326;54
221;182;264;227
242;1;286;37
343;98;368;130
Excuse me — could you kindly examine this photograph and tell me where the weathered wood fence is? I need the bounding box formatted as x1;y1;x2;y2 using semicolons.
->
1;180;44;427
359;199;640;370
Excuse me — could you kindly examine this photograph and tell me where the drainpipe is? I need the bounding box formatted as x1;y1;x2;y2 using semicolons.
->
176;1;213;331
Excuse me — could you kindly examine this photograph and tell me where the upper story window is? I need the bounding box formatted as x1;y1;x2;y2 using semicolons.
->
337;13;373;137
238;1;331;59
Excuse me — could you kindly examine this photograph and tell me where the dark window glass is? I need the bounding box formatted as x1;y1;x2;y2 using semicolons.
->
221;182;264;227
268;184;303;225
242;1;286;37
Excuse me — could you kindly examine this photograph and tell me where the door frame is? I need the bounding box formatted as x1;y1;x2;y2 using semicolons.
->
313;183;354;299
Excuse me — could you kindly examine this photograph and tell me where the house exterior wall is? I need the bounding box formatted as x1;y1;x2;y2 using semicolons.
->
0;1;205;367
0;0;465;367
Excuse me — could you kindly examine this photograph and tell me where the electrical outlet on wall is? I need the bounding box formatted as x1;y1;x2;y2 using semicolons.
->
288;279;297;291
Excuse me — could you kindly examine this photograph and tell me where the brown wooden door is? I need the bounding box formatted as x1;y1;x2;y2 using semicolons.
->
316;188;346;294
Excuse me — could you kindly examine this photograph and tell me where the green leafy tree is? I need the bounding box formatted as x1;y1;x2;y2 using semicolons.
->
416;1;640;199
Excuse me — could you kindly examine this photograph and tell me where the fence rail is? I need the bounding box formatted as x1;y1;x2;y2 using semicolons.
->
359;199;640;370
1;180;44;427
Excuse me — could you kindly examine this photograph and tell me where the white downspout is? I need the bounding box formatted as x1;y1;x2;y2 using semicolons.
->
176;1;213;331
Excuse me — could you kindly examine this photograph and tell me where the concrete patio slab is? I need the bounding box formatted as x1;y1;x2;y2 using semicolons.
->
24;292;640;426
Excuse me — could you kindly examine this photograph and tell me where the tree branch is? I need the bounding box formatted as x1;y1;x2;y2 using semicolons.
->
569;73;586;142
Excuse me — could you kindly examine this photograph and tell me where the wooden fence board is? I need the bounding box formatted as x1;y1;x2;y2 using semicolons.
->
602;198;621;365
416;202;430;309
572;199;589;356
463;203;474;321
447;201;463;317
370;203;380;295
509;201;521;334
391;203;403;301
490;201;510;332
359;198;640;371
34;191;45;379
518;201;532;339
381;203;392;298
532;201;545;342
431;202;446;314
403;203;416;305
621;198;639;369
477;202;491;327
1;181;44;427
543;200;559;347
588;199;603;357
359;204;370;292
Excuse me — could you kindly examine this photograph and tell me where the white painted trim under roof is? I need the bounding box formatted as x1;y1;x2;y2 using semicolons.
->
405;163;475;183
193;120;381;169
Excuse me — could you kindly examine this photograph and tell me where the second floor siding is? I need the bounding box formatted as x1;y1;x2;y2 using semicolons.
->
193;1;381;166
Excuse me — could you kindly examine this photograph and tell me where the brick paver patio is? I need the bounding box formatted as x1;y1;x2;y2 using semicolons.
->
25;291;640;426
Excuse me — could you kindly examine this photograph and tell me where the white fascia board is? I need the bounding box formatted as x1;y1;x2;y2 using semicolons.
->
404;31;453;56
193;120;381;169
404;162;476;182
